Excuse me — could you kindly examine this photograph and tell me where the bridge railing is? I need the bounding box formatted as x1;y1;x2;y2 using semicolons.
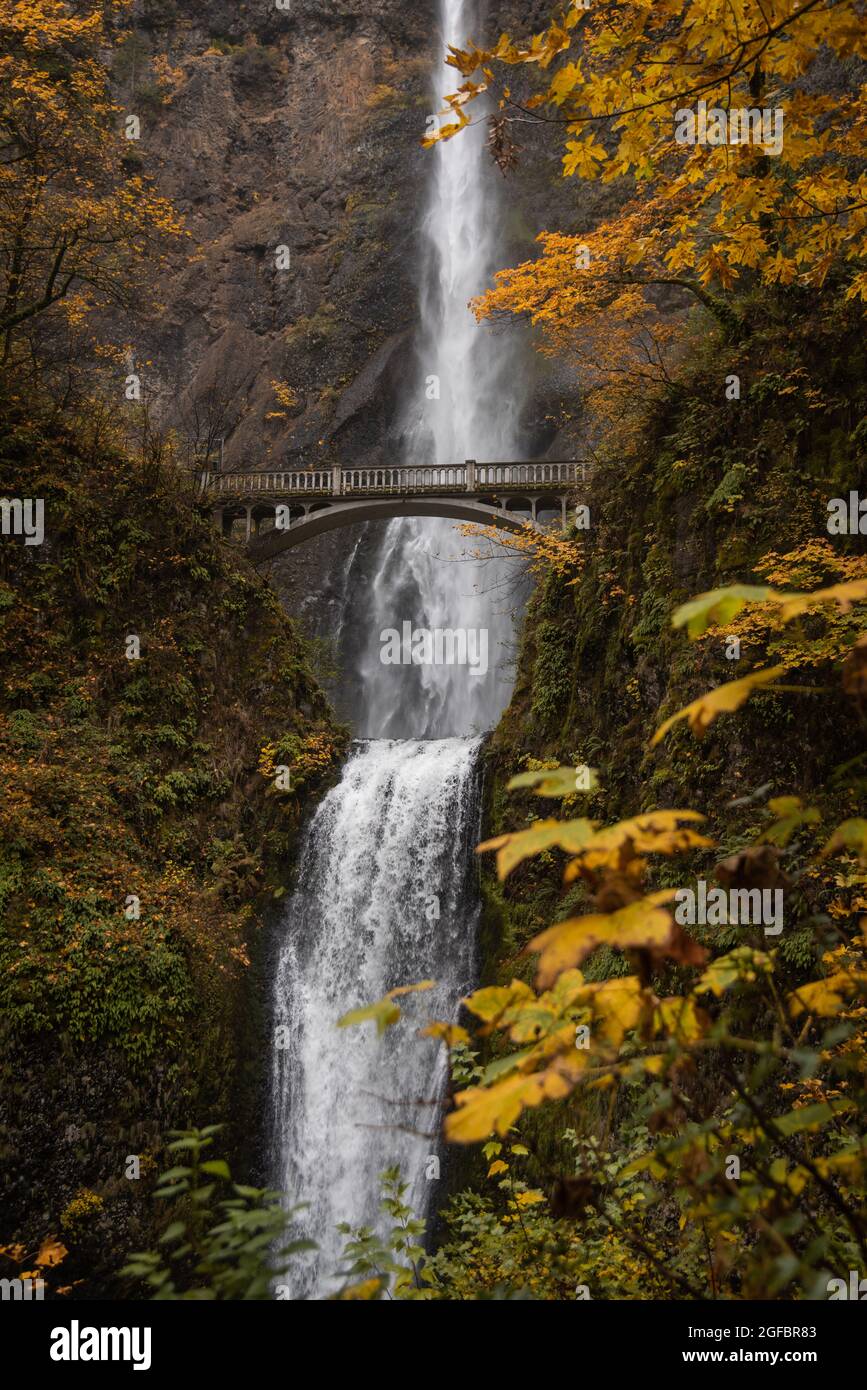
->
200;460;588;498
472;461;582;487
341;466;467;492
207;470;335;494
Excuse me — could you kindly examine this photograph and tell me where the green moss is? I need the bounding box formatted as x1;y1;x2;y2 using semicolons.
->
530;618;573;725
479;288;867;1000
0;393;348;1068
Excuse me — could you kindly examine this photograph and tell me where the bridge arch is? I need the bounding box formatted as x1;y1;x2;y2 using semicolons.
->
243;496;554;559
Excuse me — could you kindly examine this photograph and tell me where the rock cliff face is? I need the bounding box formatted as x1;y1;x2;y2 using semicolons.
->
129;0;590;454
126;0;438;473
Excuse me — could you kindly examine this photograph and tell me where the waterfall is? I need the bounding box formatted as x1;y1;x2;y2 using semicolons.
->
347;0;530;741
271;738;481;1296
270;0;527;1297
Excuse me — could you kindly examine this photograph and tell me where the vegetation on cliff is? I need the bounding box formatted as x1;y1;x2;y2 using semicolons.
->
0;388;345;1294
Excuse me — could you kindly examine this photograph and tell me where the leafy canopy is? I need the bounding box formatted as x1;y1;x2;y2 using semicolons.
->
425;2;867;420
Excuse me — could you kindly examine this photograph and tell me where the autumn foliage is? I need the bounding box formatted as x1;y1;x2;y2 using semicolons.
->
423;1;867;427
0;0;182;365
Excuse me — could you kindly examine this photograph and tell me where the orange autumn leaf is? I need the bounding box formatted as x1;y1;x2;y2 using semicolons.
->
36;1237;68;1268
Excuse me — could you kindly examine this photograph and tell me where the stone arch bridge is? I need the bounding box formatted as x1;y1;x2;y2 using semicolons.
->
202;460;587;559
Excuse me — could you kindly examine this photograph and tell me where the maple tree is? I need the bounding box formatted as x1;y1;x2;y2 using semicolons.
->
455;516;586;582
0;0;182;362
423;1;867;424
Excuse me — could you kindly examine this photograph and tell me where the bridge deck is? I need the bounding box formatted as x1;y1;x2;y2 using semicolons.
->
200;460;587;501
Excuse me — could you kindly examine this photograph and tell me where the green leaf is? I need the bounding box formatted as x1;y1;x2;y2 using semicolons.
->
482;1047;534;1084
507;765;598;796
759;796;821;847
338;981;435;1035
820;818;867;866
158;1221;187;1245
155;1181;189;1199
200;1159;231;1180
672;585;775;637
338;997;401;1034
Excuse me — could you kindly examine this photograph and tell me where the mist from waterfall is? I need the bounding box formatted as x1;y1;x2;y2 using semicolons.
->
270;0;528;1298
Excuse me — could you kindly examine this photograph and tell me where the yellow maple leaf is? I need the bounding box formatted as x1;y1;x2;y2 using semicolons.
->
654;995;708;1043
563;811;712;876
514;1189;546;1207
462;979;535;1027
549;60;582;105
336;1277;385;1300
477;817;596;879
578;975;647;1047
527;893;676;986
418;1021;470;1047
445;1056;584;1143
788;971;867;1018
652;666;791;744
776;579;867;621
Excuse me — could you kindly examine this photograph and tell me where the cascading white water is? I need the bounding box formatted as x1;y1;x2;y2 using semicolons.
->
270;0;528;1297
271;738;481;1296
351;0;530;741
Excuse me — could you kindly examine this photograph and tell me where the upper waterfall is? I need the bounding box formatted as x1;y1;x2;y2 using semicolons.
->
333;0;530;741
408;0;529;466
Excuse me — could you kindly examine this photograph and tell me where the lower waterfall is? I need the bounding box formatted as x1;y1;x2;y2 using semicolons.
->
270;737;482;1297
